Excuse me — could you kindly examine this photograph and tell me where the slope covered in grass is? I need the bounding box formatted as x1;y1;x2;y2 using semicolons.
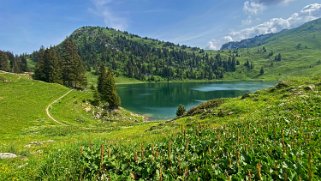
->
8;76;319;180
0;72;68;136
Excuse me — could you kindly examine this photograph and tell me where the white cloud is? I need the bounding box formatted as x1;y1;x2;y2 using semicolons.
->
243;1;265;15
208;3;321;50
90;0;127;30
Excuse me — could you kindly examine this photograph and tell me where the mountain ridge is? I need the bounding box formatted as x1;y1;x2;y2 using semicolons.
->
221;18;321;50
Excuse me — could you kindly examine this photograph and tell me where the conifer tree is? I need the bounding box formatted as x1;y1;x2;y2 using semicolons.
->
12;57;22;73
97;65;120;109
20;56;28;72
0;52;9;71
34;47;46;81
97;65;108;101
61;39;87;89
45;48;62;83
176;104;186;117
260;67;265;75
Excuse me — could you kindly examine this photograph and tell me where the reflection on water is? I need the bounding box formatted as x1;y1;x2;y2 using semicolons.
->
117;81;275;120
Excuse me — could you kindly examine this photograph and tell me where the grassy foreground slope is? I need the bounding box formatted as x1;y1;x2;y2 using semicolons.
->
0;72;155;179
0;72;68;136
1;72;318;179
44;77;320;180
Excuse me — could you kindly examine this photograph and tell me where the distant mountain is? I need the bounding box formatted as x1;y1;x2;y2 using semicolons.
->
221;18;321;50
220;33;274;50
32;26;238;81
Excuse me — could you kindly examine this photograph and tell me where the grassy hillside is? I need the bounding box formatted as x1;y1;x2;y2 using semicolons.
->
38;77;321;180
216;18;321;80
0;72;68;135
0;72;153;179
1;71;320;179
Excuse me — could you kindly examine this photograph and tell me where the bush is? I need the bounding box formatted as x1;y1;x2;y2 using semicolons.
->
176;104;186;117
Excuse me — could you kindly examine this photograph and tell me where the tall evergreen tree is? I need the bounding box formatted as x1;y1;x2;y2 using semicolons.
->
260;67;265;75
97;65;120;109
0;52;9;71
12;57;22;73
61;39;87;89
20;56;28;72
45;48;62;83
97;65;108;102
34;47;46;81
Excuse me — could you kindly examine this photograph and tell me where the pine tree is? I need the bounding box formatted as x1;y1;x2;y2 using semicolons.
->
105;68;120;109
275;53;282;61
0;52;9;71
12;57;22;73
176;104;186;117
61;39;87;89
20;56;28;72
45;48;62;83
97;65;108;102
260;67;265;75
34;47;46;81
97;65;120;110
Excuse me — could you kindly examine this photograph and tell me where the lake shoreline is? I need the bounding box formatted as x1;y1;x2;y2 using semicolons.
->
117;81;276;120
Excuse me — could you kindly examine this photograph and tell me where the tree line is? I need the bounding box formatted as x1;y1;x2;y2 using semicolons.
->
0;50;28;73
61;27;239;81
33;39;87;89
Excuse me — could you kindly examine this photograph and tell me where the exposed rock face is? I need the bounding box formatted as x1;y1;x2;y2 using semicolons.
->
0;153;17;159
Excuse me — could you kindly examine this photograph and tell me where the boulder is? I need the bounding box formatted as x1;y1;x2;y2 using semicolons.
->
0;153;17;159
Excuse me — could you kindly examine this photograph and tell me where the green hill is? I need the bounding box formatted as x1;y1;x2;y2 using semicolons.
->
30;18;321;85
31;27;239;82
221;18;321;50
217;18;321;80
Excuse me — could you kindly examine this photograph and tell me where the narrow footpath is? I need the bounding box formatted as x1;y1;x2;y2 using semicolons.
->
46;90;73;126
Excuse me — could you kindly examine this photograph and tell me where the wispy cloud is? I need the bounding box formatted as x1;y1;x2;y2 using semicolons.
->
243;1;265;15
90;0;127;30
242;0;296;26
208;3;321;50
243;0;295;15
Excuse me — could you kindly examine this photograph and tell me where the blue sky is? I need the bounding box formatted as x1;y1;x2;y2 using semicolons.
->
1;0;321;54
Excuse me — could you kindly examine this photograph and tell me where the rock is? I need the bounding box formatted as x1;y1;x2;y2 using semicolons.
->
24;140;55;148
304;85;315;91
241;93;251;99
84;106;91;112
0;153;17;159
18;163;28;169
276;81;289;89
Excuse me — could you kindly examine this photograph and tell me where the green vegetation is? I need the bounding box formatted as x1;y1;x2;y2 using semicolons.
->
38;77;321;180
1;17;321;180
97;65;120;109
31;27;239;82
34;40;87;89
0;50;28;73
1;71;320;180
176;104;186;117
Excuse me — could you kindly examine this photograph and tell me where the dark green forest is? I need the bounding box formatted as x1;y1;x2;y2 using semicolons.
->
31;26;238;83
0;50;28;73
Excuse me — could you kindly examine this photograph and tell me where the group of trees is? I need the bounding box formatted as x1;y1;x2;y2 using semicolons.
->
33;39;87;89
243;60;254;70
0;50;28;73
68;27;239;81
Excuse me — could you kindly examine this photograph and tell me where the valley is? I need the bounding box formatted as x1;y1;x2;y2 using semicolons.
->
1;6;321;180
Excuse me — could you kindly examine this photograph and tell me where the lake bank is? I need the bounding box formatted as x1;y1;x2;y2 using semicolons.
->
117;81;276;120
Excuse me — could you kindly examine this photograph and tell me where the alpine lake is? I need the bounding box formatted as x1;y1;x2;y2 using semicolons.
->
117;81;275;120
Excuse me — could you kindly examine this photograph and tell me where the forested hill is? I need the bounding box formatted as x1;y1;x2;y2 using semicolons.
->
32;26;238;82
